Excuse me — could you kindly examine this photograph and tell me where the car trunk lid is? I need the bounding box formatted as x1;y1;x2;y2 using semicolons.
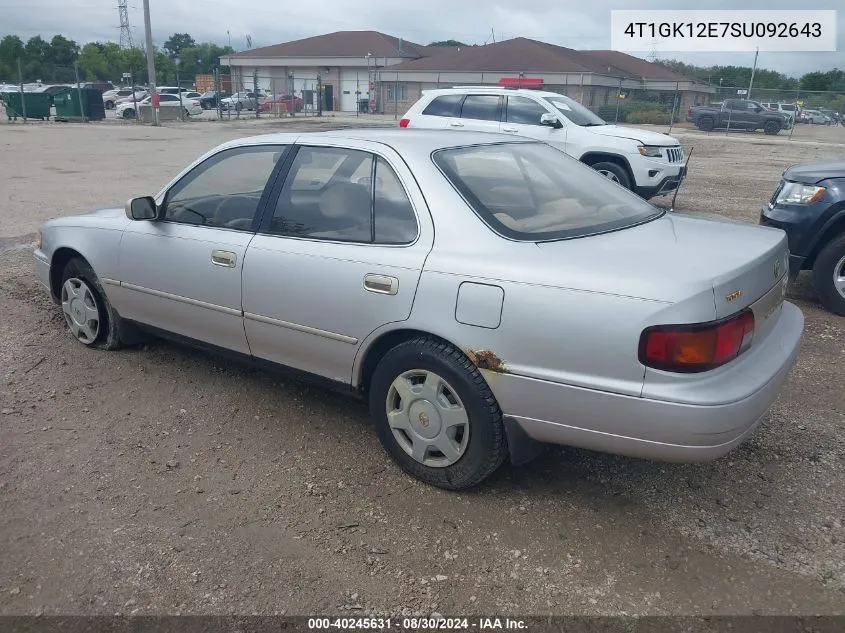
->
534;212;789;321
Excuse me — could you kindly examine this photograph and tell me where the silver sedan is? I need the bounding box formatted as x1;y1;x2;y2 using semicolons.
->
33;130;804;489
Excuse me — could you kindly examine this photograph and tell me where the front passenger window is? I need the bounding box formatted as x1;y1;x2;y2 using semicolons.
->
163;146;285;230
506;96;550;125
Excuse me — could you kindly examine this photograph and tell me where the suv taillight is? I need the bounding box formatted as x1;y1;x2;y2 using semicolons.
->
399;118;410;128
639;310;754;373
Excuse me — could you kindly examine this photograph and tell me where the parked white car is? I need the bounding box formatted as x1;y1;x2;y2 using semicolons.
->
103;88;143;109
220;92;260;111
802;109;829;124
114;93;203;119
400;87;686;199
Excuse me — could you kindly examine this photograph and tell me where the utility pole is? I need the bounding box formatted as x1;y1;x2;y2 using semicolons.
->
748;48;759;101
142;0;158;125
17;58;27;121
74;61;86;122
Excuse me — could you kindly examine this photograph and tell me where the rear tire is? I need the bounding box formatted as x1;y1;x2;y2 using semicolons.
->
590;161;632;190
698;117;715;132
812;233;845;315
764;120;780;135
368;336;509;490
122;109;134;119
105;100;114;109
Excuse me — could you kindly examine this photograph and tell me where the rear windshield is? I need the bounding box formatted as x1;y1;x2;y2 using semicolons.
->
432;142;663;241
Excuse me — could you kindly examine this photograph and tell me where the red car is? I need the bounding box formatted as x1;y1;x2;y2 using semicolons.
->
260;94;304;113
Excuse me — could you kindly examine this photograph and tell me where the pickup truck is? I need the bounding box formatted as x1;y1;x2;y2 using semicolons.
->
689;99;789;135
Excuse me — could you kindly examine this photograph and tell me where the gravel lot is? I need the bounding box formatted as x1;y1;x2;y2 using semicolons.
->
1;117;844;617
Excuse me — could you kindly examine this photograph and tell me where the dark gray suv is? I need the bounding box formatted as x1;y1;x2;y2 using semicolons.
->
761;161;845;314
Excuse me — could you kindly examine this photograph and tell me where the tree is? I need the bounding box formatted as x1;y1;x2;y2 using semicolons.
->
0;35;25;80
49;35;79;67
163;33;196;59
77;42;108;80
23;36;51;79
428;39;468;47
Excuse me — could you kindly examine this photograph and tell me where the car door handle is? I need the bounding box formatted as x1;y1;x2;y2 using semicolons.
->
501;126;518;133
363;274;398;295
449;121;464;127
211;250;237;267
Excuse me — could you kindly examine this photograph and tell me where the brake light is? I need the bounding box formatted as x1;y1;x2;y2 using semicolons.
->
639;309;755;373
399;118;410;128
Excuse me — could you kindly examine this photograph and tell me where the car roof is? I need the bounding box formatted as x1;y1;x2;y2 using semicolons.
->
222;128;536;156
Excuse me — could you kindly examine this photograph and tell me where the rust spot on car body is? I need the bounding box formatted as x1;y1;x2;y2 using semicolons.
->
465;349;507;373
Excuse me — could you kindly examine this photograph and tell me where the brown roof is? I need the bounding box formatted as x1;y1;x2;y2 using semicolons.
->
387;38;699;83
387;38;622;74
578;50;690;81
230;30;427;59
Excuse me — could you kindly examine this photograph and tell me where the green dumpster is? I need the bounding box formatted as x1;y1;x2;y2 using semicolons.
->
53;87;105;122
1;91;52;120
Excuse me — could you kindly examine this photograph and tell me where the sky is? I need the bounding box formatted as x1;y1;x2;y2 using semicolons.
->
4;0;843;77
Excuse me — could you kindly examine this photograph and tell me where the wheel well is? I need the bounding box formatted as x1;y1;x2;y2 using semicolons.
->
579;153;634;184
805;214;845;269
49;247;85;299
357;328;454;394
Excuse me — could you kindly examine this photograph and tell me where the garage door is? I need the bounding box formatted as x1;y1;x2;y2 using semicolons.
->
339;71;364;112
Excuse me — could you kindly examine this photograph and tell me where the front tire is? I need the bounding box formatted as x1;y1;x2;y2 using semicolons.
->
105;100;114;109
764;120;781;135
60;258;124;350
698;117;715;132
591;161;632;190
812;234;845;315
122;109;134;119
368;336;508;490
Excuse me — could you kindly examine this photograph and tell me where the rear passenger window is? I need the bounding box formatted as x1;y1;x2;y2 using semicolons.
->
422;94;464;117
268;147;417;245
374;157;417;244
460;95;501;121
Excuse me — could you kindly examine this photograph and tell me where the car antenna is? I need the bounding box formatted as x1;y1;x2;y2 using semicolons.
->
669;146;694;212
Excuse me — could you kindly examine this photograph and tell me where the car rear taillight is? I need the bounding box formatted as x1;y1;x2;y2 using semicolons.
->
639;309;755;373
399;118;410;128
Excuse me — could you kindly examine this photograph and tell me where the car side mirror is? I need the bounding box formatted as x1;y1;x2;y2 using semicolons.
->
540;113;562;129
126;196;158;220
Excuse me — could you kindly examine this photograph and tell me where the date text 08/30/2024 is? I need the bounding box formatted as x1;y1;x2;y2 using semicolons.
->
308;617;528;630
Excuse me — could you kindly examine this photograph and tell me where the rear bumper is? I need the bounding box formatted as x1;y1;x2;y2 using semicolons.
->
488;301;804;462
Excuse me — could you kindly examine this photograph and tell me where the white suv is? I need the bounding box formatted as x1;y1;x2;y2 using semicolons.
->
400;87;686;199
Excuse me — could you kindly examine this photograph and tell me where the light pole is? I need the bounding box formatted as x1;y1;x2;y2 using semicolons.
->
174;54;184;119
365;52;372;114
141;0;158;125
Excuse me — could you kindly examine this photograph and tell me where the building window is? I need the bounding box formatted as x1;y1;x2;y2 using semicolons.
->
386;83;408;102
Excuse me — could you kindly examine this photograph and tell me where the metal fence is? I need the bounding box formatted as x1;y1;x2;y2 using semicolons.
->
712;86;845;113
6;65;842;128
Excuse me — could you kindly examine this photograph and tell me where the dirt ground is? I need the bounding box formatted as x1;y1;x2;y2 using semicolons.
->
1;117;845;617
